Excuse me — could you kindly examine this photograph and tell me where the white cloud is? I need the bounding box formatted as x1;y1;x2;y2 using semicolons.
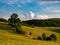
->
48;14;60;18
36;14;48;20
29;11;35;19
37;1;60;5
15;13;26;21
1;14;26;21
40;6;60;14
51;10;60;13
39;6;60;19
2;16;10;20
23;11;35;20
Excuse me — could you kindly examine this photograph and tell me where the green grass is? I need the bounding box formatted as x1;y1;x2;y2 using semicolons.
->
0;22;60;45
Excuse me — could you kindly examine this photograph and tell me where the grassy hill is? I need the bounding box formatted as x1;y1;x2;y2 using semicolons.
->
0;22;60;45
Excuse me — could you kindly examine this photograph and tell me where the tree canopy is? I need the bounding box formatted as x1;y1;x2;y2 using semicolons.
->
8;13;22;33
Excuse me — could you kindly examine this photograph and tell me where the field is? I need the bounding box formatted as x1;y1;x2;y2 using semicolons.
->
0;22;60;45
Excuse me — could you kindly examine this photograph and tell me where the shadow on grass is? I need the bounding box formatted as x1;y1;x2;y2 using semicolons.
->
0;25;17;34
49;29;60;33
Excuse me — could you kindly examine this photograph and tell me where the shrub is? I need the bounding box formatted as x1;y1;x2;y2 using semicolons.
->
32;24;34;28
33;38;36;40
42;33;47;40
37;36;42;40
45;37;51;41
50;34;57;42
16;28;25;34
29;32;32;35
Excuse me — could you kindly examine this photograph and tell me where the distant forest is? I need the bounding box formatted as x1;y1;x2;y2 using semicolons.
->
22;18;60;27
0;18;60;27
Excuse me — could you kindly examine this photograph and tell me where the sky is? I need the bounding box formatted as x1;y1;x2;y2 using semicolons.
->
0;0;60;20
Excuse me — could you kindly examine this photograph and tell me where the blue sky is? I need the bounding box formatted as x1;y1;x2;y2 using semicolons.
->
0;0;60;20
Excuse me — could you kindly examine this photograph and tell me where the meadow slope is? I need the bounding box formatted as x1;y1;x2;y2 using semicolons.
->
0;22;60;45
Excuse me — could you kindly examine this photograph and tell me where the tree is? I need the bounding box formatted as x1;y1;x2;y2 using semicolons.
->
8;13;22;33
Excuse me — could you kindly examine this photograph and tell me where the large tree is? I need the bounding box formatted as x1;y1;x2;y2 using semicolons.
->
8;13;22;33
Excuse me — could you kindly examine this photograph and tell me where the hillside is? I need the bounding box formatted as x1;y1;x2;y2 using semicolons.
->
0;22;60;45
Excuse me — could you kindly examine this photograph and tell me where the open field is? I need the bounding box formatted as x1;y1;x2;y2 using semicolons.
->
0;22;60;45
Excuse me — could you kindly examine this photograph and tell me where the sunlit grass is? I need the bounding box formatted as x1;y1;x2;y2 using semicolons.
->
0;22;60;45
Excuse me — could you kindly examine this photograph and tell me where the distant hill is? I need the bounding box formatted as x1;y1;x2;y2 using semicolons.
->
22;18;60;27
48;18;60;20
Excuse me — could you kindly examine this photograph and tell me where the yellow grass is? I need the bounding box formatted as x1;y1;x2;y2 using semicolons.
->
0;22;60;45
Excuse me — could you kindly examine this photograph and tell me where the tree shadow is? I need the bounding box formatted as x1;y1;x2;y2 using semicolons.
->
0;25;17;34
49;29;60;33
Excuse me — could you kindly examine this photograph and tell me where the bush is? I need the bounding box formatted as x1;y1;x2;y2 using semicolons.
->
42;33;47;40
33;38;36;40
37;36;42;40
29;32;32;35
50;34;57;42
45;37;51;41
32;24;34;28
16;28;25;34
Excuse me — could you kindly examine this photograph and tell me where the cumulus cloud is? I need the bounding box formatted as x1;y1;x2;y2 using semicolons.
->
36;15;48;20
24;12;49;20
29;11;35;19
24;11;35;20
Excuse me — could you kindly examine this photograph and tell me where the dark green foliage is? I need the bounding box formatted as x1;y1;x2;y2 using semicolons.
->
37;36;42;40
41;33;57;41
50;29;60;33
42;33;46;40
11;13;18;19
0;18;7;22
8;13;22;34
32;24;34;28
50;34;57;42
22;19;60;27
16;29;25;34
45;37;51;41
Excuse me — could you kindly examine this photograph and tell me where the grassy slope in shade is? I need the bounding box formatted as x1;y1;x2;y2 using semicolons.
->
0;22;60;45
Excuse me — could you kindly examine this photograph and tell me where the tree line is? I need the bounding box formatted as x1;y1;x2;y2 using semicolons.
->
0;15;60;27
22;19;60;27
